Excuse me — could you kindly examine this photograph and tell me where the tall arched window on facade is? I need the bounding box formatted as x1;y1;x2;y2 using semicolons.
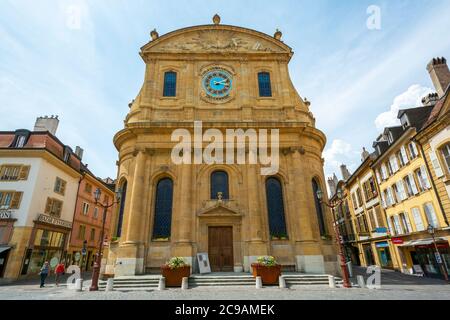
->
312;179;327;236
265;177;288;239
152;178;174;240
258;72;272;97
210;170;229;200
163;71;177;97
116;181;127;238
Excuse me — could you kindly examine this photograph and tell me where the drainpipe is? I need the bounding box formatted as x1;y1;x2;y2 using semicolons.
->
416;140;449;227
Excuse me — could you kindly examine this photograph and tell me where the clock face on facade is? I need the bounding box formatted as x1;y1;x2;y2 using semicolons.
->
202;69;233;99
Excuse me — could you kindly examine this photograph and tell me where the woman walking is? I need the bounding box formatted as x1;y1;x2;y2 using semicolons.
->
39;261;50;288
55;261;65;287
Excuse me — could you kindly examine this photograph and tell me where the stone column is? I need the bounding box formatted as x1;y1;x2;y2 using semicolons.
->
172;163;194;267
245;157;268;271
290;148;324;273
115;149;146;276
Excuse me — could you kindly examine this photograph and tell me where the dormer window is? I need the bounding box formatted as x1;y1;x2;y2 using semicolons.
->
10;130;31;148
400;114;409;129
63;146;71;163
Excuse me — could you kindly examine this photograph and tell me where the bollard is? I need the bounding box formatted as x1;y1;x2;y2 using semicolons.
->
105;278;114;292
75;279;83;292
158;277;166;291
256;276;263;289
357;275;366;288
279;276;287;289
328;275;336;288
181;277;189;290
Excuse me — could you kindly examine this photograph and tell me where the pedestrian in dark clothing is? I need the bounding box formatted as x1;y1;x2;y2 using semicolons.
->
39;261;50;288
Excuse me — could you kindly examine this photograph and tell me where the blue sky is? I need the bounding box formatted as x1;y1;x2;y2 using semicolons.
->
1;0;450;180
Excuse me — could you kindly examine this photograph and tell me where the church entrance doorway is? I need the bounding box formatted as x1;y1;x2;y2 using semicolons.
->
208;227;234;272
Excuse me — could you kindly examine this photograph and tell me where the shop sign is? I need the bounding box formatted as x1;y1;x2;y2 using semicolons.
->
0;210;12;219
37;214;72;229
435;253;443;264
374;227;388;234
392;238;404;245
375;241;389;248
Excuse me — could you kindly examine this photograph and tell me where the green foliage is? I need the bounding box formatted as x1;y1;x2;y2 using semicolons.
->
165;257;188;269
256;256;278;267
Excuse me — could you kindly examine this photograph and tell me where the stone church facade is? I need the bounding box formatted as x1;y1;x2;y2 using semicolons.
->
105;16;339;277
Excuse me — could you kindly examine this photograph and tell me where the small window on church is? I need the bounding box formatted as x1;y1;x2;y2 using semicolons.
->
312;179;327;236
258;72;272;97
163;71;177;97
211;171;229;200
152;178;174;240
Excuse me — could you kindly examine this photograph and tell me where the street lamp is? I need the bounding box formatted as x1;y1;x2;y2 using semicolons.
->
316;188;352;288
427;224;449;282
89;187;123;291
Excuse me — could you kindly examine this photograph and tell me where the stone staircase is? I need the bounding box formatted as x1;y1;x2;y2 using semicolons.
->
98;275;160;292
189;274;255;287
98;273;342;291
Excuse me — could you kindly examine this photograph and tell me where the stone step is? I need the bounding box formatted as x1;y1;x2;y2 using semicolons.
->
189;281;256;287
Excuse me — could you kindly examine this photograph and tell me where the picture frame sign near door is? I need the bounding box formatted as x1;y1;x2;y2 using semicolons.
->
196;253;211;274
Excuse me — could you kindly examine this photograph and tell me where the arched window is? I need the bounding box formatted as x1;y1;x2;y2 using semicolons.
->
258;72;272;97
210;171;229;200
116;181;127;238
265;177;288;239
163;71;177;97
312;179;327;236
152;178;174;240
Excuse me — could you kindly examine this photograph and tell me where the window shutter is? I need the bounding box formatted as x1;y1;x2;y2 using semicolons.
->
409;173;419;194
56;201;63;217
60;180;67;195
45;198;52;214
420;166;431;189
401;146;409;164
429;151;444;178
381;192;387;209
10;192;23;209
18;166;30;180
376;170;382;184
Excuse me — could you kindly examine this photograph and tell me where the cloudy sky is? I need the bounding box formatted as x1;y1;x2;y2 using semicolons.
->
1;0;449;180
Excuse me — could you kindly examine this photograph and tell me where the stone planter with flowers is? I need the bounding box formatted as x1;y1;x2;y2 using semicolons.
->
251;256;282;285
161;257;191;287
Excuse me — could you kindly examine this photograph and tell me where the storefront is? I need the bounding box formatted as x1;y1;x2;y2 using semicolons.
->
0;211;15;278
20;214;72;276
375;241;394;269
362;243;376;266
398;238;449;279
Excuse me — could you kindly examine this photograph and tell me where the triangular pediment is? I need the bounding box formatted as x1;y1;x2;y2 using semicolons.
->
141;25;292;55
197;201;242;217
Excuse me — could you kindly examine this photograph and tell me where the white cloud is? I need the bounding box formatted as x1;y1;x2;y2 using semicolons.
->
323;139;360;179
374;84;433;131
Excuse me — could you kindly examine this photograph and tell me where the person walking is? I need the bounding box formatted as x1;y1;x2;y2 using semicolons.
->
55;261;65;287
39;261;50;288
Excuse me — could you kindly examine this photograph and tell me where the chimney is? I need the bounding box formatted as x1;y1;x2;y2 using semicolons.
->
75;146;84;160
34;115;59;135
361;147;370;162
327;176;337;197
427;57;450;98
422;93;439;106
340;164;351;181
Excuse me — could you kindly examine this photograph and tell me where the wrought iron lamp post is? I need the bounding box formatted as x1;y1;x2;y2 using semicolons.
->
89;187;122;291
427;224;449;282
316;188;352;288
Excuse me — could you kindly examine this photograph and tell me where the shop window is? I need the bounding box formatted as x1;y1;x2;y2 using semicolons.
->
163;71;177;97
210;170;229;200
0;165;30;181
45;198;63;217
54;177;67;195
152;178;174;240
266;177;288;239
258;72;272;97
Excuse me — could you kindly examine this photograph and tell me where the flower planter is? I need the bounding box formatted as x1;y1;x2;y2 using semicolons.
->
161;265;191;287
251;264;282;285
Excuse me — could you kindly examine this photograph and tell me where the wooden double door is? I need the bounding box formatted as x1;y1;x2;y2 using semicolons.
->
208;227;234;272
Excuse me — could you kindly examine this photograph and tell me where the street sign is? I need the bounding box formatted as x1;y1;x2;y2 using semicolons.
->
435;252;443;264
81;248;87;256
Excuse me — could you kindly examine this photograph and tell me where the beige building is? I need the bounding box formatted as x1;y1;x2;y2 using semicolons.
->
105;16;338;277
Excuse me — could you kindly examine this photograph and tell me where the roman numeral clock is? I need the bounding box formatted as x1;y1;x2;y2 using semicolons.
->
201;68;234;103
